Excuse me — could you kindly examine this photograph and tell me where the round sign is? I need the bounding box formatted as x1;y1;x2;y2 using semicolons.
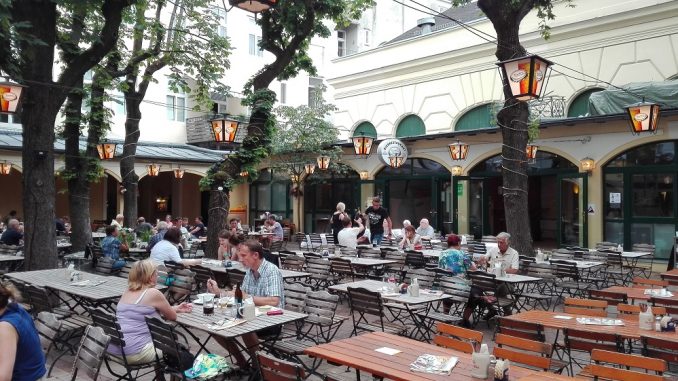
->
2;93;17;102
376;138;408;166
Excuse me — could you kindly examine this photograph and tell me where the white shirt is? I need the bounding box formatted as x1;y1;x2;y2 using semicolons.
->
484;246;519;270
150;240;182;266
338;227;362;249
416;225;434;238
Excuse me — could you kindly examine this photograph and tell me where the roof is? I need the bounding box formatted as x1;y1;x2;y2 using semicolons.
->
0;128;227;163
388;2;486;44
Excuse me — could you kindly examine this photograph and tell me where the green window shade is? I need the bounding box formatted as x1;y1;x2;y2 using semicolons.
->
455;104;493;131
354;122;377;138
567;88;602;117
396;115;426;138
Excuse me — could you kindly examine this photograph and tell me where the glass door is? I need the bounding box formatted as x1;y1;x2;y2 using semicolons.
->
453;176;486;238
557;173;588;247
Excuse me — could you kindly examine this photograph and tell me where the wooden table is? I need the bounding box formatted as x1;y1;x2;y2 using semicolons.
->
304;331;554;381
341;256;397;267
661;268;678;278
503;310;678;342
602;285;678;303
175;306;307;356
5;269;141;311
200;259;311;281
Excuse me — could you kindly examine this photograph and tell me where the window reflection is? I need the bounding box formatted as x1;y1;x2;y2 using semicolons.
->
632;174;673;217
607;142;675;167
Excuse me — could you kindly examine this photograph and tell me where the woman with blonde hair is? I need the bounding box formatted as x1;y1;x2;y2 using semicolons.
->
108;260;192;365
0;281;45;381
399;225;422;250
330;202;348;244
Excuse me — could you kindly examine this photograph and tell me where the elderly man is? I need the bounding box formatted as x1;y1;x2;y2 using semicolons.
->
101;225;127;270
110;214;124;229
134;217;153;234
415;218;435;239
479;232;519;274
0;219;23;246
207;240;284;368
147;221;169;253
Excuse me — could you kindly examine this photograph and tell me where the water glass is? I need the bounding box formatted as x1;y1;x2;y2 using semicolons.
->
202;294;215;315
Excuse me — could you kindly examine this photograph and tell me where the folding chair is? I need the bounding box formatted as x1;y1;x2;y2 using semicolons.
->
631;243;655;278
563;298;608;317
580;349;666;381
495;333;566;373
190;265;215;293
433;322;483;354
257;351;305;381
346;287;406;336
496;317;545;342
588;289;627;306
467;270;515;327
641;335;678;373
632;277;667;289
563;328;622;374
69;325;112;381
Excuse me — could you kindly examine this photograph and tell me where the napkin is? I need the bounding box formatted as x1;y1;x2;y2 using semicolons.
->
410;354;458;375
206;318;248;331
70;280;91;287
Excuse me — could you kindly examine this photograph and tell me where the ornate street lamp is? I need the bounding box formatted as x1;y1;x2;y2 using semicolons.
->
173;168;185;179
448;141;469;161
625;101;660;134
497;54;553;101
147;163;161;177
0;77;26;114
451;165;462;177
96;141;117;160
211;115;240;143
304;163;315;175
228;0;276;13
317;155;330;170
351;133;374;157
0;162;11;175
388;154;405;168
526;144;539;160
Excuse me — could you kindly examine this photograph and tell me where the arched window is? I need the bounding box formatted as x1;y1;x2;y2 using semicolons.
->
567;88;603;118
353;121;377;138
455;103;495;131
395;115;426;138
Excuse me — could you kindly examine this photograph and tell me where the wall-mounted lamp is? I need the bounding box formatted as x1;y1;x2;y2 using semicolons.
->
451;165;463;177
359;171;369;180
580;157;595;174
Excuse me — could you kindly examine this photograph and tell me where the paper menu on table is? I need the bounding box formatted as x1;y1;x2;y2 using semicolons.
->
374;347;401;355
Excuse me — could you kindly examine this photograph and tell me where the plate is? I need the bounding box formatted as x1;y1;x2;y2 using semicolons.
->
192;299;203;305
258;305;274;311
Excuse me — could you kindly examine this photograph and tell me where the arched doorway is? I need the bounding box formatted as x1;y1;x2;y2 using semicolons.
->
138;171;204;222
375;158;451;233
303;169;360;233
603;140;677;258
456;150;580;247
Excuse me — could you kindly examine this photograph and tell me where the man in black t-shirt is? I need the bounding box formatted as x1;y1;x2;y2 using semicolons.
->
364;197;392;245
0;219;23;246
190;216;206;238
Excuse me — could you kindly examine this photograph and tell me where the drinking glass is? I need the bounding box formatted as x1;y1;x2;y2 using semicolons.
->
202;294;215;315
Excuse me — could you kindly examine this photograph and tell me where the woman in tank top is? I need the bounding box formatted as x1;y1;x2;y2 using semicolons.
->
109;260;192;364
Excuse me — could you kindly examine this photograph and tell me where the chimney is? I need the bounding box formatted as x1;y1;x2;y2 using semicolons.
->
417;17;436;35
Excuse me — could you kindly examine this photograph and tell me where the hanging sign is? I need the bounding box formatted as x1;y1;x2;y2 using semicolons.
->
376;138;408;166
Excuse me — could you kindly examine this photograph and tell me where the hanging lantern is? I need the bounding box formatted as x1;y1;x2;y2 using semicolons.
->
351;133;374;157
580;157;595;173
211;115;240;143
526;144;539;160
317;155;330;170
625;101;660;134
451;165;462;177
448;141;469;161
388;154;405;168
304;163;315;175
173;168;185;179
497;54;553;101
147;163;160;177
239;170;249;177
290;173;301;183
228;0;277;13
0;78;26;115
96;141;117;160
0;162;11;175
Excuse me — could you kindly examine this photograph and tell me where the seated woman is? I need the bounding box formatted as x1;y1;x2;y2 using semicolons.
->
437;234;476;327
109;260;193;367
399;225;422;250
149;227;202;267
0;281;46;381
217;230;233;261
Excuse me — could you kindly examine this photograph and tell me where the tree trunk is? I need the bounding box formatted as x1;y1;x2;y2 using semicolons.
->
478;0;535;256
206;189;229;259
15;2;60;270
64;79;92;252
121;97;141;228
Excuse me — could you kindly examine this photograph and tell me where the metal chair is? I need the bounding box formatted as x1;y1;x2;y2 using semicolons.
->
346;287;406;336
257;351;305;381
433;322;483;354
68;325;112;381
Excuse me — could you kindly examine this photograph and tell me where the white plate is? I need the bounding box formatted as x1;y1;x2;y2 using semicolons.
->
192;299;203;305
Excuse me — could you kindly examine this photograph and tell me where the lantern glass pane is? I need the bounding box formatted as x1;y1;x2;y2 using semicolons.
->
0;83;23;113
229;0;276;12
502;56;548;100
627;104;660;133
